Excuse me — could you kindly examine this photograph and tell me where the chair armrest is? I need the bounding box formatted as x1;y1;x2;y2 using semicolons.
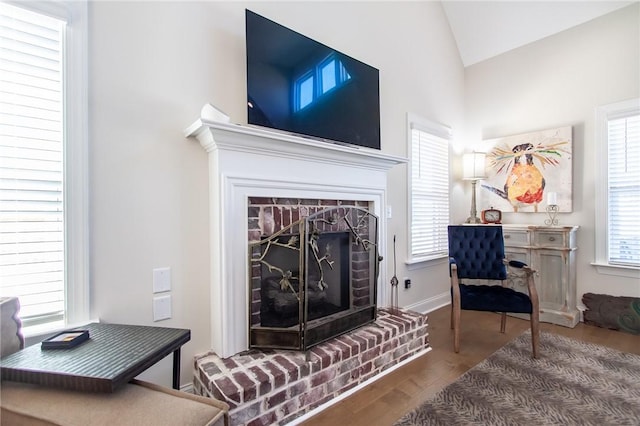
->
504;260;539;305
507;259;528;268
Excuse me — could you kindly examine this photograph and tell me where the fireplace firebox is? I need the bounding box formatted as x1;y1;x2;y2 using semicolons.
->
249;205;379;351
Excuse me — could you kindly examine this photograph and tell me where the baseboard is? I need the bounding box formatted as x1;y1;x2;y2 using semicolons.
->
180;383;194;394
404;291;450;314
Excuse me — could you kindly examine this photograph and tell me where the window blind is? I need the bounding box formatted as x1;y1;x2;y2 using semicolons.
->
410;126;450;259
607;113;640;266
0;4;66;328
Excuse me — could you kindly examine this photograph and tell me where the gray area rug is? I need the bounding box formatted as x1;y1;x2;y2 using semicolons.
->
395;331;640;425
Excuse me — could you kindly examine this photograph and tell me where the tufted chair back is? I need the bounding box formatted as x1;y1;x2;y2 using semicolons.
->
448;225;507;281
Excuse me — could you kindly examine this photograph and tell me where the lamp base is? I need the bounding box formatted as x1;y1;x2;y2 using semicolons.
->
465;216;482;224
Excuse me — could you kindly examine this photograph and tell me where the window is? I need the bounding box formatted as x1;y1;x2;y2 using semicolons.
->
0;1;89;335
407;114;451;262
594;99;640;275
294;53;351;111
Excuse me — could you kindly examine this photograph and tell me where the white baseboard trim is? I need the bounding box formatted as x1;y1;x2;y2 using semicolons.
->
289;346;432;425
404;291;450;314
180;383;194;394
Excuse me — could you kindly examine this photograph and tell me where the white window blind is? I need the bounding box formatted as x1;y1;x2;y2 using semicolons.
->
607;113;640;266
0;4;66;329
409;119;450;260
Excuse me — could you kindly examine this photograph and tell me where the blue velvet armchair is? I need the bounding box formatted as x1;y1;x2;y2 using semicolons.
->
448;225;540;358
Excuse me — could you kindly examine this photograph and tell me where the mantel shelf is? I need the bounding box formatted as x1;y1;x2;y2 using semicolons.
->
184;118;408;172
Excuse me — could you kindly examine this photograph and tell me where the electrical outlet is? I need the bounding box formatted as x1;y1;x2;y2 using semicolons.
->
404;278;411;289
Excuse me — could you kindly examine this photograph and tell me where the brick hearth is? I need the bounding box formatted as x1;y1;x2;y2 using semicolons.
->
193;308;429;425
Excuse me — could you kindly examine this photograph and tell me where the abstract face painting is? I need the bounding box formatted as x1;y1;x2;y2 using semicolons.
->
481;126;572;213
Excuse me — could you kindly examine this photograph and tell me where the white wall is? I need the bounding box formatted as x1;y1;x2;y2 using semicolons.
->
462;4;640;299
88;1;463;387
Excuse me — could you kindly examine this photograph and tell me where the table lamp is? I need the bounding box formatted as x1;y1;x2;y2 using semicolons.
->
463;152;487;224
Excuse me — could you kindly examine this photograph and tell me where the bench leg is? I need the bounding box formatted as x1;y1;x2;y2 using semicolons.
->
172;348;181;390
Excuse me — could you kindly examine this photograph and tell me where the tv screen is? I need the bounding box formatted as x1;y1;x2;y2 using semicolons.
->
246;10;381;150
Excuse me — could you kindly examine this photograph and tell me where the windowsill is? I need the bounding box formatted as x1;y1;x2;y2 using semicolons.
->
591;262;640;279
406;254;448;270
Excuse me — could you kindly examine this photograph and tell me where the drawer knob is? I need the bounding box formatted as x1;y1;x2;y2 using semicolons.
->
548;236;556;242
504;235;511;239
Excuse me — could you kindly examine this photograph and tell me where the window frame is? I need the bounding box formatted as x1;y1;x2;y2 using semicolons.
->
3;0;90;334
593;98;640;278
406;113;451;266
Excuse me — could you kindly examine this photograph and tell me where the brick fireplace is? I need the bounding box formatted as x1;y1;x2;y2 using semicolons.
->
185;112;407;358
185;111;426;424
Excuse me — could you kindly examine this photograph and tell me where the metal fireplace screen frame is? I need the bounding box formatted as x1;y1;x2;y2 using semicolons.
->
248;206;379;351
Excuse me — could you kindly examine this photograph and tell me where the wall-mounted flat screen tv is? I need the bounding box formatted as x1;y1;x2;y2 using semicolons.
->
246;10;381;150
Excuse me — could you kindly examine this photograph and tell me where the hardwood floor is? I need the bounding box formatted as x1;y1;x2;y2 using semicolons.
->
300;305;640;426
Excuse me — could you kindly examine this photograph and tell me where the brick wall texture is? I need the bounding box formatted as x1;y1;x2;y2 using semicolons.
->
193;309;430;425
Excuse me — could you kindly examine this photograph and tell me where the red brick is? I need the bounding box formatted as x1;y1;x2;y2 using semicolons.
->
339;358;360;375
247;410;277;426
213;376;240;403
326;371;351;394
248;365;272;396
298;385;325;408
263;360;286;388
338;335;360;356
350;334;368;352
310;346;331;369
359;361;372;376
310;368;337;387
222;357;239;370
273;354;299;382
233;371;257;402
286;380;305;398
266;389;287;408
362;346;381;363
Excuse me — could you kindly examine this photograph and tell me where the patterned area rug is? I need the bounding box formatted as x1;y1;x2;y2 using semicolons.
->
395;331;640;425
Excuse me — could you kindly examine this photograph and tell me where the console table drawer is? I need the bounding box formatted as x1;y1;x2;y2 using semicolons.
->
534;231;567;248
503;230;529;246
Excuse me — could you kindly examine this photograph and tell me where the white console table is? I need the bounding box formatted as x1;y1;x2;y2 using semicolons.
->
503;225;579;328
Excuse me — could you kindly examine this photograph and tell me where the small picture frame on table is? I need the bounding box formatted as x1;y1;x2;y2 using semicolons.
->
41;330;90;350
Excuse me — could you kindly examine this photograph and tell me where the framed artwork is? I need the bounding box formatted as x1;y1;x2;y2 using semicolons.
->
481;126;572;213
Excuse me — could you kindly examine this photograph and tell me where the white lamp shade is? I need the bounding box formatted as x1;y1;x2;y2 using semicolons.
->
462;152;487;180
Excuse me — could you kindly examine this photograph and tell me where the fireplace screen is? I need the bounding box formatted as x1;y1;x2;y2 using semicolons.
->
249;206;379;351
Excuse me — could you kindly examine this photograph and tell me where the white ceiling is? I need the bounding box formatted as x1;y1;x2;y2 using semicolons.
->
441;1;636;67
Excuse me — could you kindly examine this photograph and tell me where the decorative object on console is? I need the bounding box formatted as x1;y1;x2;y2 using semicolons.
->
545;191;559;225
481;207;502;224
463;151;487;224
481;126;572;213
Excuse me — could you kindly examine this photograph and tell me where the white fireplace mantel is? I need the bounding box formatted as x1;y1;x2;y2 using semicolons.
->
185;114;407;358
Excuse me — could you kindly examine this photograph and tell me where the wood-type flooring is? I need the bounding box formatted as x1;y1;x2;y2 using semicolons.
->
301;305;640;426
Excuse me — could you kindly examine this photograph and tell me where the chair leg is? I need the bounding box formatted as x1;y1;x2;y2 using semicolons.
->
450;304;453;330
452;298;461;353
500;312;507;333
530;310;540;359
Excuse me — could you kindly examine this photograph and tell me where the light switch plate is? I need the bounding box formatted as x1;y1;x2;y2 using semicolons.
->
153;267;171;293
153;295;171;321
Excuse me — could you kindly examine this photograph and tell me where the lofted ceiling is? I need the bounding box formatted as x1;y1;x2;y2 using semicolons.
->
441;1;637;67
